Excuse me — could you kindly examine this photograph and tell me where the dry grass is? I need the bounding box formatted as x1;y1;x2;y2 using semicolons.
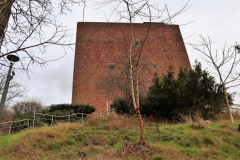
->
180;112;209;129
217;112;240;123
84;114;139;130
1;115;240;159
54;122;79;131
10;140;39;160
160;146;186;160
84;117;100;126
5;123;80;159
179;113;194;124
103;115;139;130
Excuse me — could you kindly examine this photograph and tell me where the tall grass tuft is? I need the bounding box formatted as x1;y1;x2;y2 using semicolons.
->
180;111;209;129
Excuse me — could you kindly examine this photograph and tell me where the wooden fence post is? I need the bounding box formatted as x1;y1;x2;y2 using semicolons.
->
51;115;54;126
27;119;29;128
68;115;70;123
81;113;83;124
9;121;12;134
33;113;36;127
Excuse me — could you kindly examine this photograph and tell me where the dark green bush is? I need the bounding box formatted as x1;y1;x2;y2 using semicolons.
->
42;103;95;115
141;62;232;120
111;98;134;115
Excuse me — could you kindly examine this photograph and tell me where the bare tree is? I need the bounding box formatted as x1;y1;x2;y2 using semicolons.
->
94;0;190;144
0;107;13;122
0;71;26;105
194;36;240;123
11;98;44;118
0;0;83;73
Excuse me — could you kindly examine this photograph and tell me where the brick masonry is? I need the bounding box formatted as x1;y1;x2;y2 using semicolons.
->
72;22;191;112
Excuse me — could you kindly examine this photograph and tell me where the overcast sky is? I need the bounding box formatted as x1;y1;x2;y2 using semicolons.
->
14;0;240;106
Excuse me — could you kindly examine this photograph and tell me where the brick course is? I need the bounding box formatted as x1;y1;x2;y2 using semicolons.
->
72;22;191;112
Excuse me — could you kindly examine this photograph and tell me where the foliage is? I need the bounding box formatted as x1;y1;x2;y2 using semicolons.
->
141;62;232;120
8;99;44;130
111;98;135;115
0;108;13;122
42;103;95;116
12;99;44;119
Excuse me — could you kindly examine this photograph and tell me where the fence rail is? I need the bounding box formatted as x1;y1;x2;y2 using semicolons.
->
33;113;88;127
0;110;115;135
0;119;30;135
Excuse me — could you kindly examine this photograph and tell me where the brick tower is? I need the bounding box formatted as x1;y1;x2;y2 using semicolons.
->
72;22;191;112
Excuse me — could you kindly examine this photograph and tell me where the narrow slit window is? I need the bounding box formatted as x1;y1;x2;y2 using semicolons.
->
153;64;157;69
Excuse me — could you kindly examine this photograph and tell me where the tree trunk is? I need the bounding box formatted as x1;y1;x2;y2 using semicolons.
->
223;84;234;123
128;46;145;144
135;67;145;144
0;0;14;44
135;106;145;144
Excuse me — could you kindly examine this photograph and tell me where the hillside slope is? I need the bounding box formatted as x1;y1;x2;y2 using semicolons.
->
0;115;239;160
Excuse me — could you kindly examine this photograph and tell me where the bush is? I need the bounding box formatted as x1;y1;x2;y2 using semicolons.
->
11;99;44;119
42;103;95;116
111;98;134;115
141;62;232;121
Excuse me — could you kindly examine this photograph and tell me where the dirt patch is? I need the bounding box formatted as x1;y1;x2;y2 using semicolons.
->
122;142;160;159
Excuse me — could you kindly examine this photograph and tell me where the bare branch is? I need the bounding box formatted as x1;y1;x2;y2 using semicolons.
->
0;0;82;73
194;35;240;123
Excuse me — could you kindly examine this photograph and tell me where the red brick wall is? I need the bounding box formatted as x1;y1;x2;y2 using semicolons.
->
72;22;191;112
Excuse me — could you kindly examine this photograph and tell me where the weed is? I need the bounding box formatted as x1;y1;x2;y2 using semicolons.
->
86;118;100;126
77;150;87;158
55;122;79;132
64;138;76;145
202;137;214;146
203;149;218;159
178;136;200;148
179;113;193;124
114;142;124;149
47;143;61;151
75;134;87;142
150;155;162;160
87;146;104;155
108;137;118;146
180;112;209;129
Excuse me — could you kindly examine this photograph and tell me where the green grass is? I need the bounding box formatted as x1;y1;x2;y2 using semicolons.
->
0;127;43;148
0;115;239;159
0;133;22;148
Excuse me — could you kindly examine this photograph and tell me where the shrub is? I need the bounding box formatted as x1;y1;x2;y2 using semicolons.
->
141;62;232;121
9;99;44;129
42;103;95;115
111;98;134;115
12;99;44;119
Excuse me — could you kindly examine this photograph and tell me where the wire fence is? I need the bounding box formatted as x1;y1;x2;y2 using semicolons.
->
0;111;116;135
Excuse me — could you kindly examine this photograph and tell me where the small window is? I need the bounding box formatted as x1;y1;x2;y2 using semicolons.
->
153;64;157;69
109;65;115;70
110;105;115;112
135;40;139;46
162;50;167;53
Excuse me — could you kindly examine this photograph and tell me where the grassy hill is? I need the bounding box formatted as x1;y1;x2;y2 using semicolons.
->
0;115;239;160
